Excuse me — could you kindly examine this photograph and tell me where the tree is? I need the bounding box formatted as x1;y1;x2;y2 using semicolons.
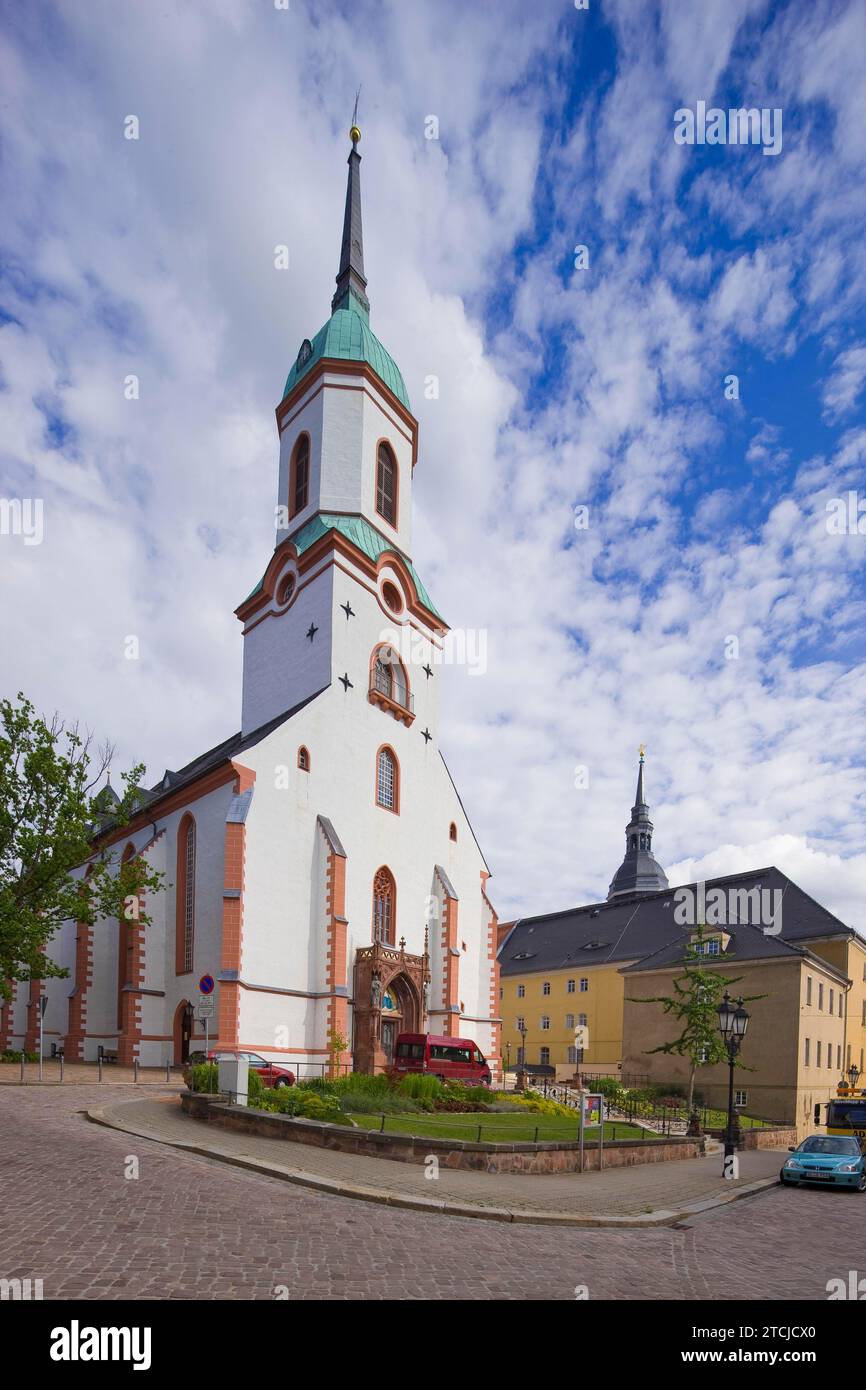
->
0;692;165;1000
629;925;762;1113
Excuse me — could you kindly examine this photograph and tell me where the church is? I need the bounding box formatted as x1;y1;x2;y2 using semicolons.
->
1;124;501;1078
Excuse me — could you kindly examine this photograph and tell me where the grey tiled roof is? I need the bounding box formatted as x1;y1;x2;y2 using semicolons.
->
499;866;860;977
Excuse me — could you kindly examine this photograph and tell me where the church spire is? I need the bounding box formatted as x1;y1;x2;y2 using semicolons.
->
607;746;669;900
331;102;370;322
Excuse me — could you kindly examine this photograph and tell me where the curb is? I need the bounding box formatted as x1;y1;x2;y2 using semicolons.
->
86;1102;782;1228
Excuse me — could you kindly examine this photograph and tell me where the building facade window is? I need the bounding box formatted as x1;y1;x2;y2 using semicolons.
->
818;983;824;1011
516;1015;525;1033
540;1047;550;1066
567;1045;578;1064
372;867;395;945
542;981;551;995
817;1040;822;1068
805;1038;810;1066
806;976;812;1005
517;984;525;998
297;745;310;771
580;978;589;992
567;979;575;994
578;1012;587;1028
175;816;196;976
734;1090;748;1107
376;442;397;526
829;988;834;1014
290;433;310;518
540;1015;550;1031
449;822;457;841
565;1013;575;1029
375;746;399;812
370;644;412;716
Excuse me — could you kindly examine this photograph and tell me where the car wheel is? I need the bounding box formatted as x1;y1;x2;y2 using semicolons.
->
274;1078;289;1089
779;1174;790;1185
856;1172;866;1193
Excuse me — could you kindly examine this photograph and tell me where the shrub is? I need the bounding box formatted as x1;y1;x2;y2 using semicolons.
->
1;1049;38;1063
255;1086;351;1125
396;1074;443;1101
186;1062;219;1093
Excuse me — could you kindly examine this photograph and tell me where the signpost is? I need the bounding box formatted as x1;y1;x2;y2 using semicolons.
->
579;1092;603;1174
197;975;215;1056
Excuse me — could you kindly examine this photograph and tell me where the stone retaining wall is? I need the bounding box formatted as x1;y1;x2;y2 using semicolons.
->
181;1092;706;1173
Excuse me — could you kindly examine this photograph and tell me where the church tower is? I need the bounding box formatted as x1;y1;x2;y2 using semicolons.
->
607;748;669;899
236;121;442;736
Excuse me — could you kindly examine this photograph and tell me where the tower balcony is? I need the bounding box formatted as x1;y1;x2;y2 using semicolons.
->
368;669;415;726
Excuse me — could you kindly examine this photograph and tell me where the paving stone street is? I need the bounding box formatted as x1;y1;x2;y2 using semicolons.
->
1;1084;864;1300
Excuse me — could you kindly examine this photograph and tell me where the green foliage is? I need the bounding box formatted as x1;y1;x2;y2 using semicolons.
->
299;1071;391;1097
186;1062;219;1093
594;1077;626;1103
1;1049;38;1063
0;693;166;1000
254;1085;351;1125
396;1073;444;1101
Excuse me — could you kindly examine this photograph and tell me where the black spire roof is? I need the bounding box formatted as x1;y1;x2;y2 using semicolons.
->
607;748;669;900
331;123;369;321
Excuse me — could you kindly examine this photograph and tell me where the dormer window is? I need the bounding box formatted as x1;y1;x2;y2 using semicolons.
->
376;442;397;526
290;434;310;518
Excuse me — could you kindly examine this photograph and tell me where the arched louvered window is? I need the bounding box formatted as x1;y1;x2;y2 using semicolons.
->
376;442;397;526
175;814;196;975
372;867;396;945
290;434;310;518
376;746;398;812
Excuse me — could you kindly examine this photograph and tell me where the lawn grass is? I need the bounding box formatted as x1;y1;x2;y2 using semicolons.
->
346;1112;656;1143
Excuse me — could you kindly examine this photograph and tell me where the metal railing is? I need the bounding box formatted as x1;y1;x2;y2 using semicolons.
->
369;670;414;713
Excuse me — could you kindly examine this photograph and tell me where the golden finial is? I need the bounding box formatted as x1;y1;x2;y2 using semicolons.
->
350;85;362;146
638;743;646;759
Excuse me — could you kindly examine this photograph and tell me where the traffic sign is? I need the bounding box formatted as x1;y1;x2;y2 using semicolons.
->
198;974;215;995
195;1000;215;1020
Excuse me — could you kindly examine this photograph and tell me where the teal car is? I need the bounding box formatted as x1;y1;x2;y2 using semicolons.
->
780;1134;865;1191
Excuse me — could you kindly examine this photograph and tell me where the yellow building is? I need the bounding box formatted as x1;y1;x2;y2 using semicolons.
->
498;756;866;1120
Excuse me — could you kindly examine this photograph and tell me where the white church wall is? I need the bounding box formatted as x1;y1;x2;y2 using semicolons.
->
240;561;334;736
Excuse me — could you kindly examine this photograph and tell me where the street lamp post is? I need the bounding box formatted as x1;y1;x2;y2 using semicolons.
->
718;992;750;1165
518;1024;527;1091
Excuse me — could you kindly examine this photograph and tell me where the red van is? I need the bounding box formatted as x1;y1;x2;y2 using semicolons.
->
394;1033;492;1086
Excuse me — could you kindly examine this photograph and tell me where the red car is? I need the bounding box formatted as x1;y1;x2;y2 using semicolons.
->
208;1048;295;1088
394;1033;491;1086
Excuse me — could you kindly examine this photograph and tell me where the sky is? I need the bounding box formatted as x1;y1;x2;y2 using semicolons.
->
1;0;866;926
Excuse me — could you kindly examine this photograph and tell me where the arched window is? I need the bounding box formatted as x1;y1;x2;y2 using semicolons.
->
290;434;310;518
175;814;196;975
449;822;457;842
298;746;310;772
372;867;396;945
376;746;399;812
376;442;397;526
370;644;410;713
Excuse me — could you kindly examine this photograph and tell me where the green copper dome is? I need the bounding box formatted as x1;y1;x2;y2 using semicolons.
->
282;308;410;410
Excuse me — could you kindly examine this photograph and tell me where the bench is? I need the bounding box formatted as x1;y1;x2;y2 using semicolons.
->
97;1046;119;1064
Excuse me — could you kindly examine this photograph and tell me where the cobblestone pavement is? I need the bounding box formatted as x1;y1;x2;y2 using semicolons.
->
95;1094;782;1220
1;1086;863;1300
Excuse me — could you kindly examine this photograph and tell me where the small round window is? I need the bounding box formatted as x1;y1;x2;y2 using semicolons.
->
277;573;296;605
382;581;402;614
